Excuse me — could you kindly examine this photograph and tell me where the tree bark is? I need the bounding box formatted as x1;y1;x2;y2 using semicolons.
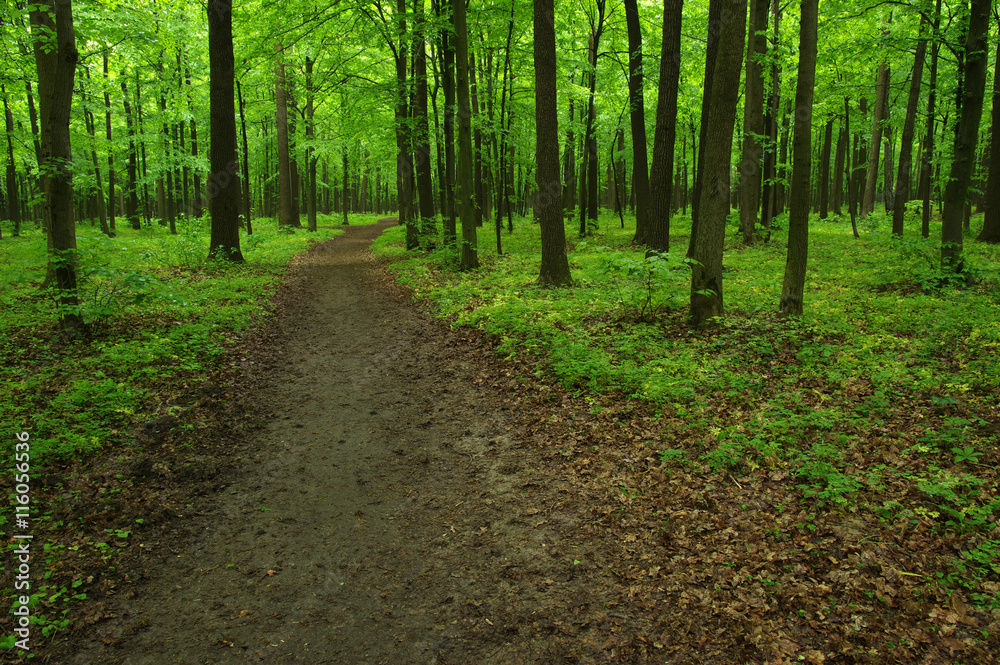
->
305;56;317;232
3;86;23;235
275;43;295;229
688;0;723;256
236;78;252;234
738;0;769;243
562;95;576;215
436;0;456;243
207;0;243;261
624;0;651;244
31;0;82;331
534;0;572;285
861;60;890;217
119;78;140;230
689;0;747;325
831;113;846;217
891;16;927;237
976;37;1000;243
454;0;478;269
413;0;435;239
647;0;683;253
818;118;832;219
580;4;606;237
778;0;818;316
941;0;990;271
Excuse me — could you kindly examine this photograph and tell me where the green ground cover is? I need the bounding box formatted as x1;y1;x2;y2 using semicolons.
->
0;213;383;464
375;209;1000;609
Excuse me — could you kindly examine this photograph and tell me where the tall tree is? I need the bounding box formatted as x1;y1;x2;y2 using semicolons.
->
687;0;723;257
275;42;295;229
831;113;847;217
103;52;115;232
861;60;890;218
31;0;82;332
976;36;1000;243
891;14;929;236
413;0;435;240
778;0;818;316
623;0;650;245
738;0;770;243
689;0;747;325
305;55;317;232
941;0;989;272
646;0;683;253
120;78;140;230
580;0;606;237
533;0;572;286
2;86;22;235
818;118;832;219
918;0;942;238
207;0;243;261
454;0;478;269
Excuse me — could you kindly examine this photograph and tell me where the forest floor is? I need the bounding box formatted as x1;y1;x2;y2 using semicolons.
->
30;218;998;664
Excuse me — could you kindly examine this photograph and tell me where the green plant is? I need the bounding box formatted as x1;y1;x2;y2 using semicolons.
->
952;446;981;465
595;248;690;323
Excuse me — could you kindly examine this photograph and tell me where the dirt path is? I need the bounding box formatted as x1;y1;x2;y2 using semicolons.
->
64;220;625;664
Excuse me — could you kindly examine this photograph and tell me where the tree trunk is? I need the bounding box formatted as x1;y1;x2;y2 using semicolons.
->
562;96;576;215
832;114;847;217
207;0;243;261
779;0;818;316
646;0;683;253
818;118;832;219
305;56;317;232
941;0;989;272
624;0;651;244
3;87;23;235
413;0;435;239
454;0;478;269
760;0;781;233
919;0;943;238
861;61;889;217
738;0;769;243
883;126;894;213
101;53;116;231
186;67;203;218
580;4;606;237
80;80;112;236
436;0;456;243
31;0;82;332
236;78;252;234
844;99;859;238
894;22;929;237
120;79;141;229
275;43;295;229
689;0;747;325
976;37;1000;243
688;0;723;256
343;146;350;224
534;0;572;285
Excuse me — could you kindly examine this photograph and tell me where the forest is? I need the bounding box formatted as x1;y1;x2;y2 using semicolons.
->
1;0;999;661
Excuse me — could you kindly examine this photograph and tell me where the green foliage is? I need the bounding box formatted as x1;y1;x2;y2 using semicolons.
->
375;208;1000;606
0;221;344;465
593;247;692;322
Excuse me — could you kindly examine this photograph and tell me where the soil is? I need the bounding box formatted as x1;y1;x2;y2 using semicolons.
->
54;220;631;664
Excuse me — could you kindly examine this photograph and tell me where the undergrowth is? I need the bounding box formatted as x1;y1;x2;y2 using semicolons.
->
374;207;1000;609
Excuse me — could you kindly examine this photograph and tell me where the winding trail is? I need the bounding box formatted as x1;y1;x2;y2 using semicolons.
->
67;220;610;664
